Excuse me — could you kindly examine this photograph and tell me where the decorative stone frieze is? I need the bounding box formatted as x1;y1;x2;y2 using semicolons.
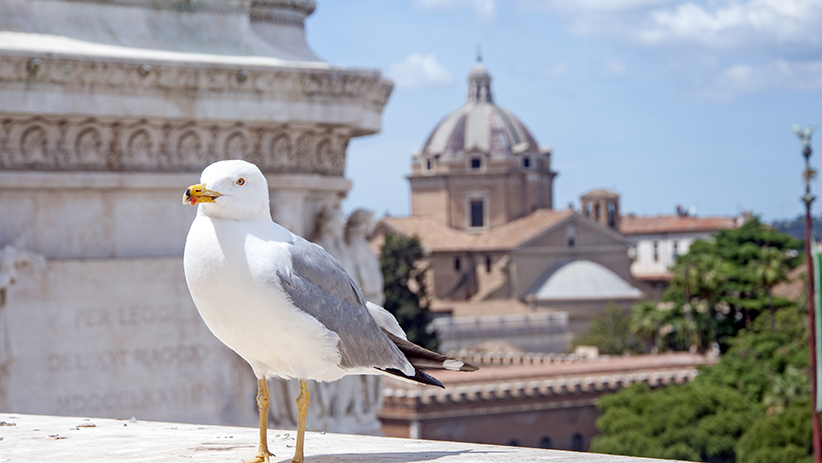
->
0;115;351;174
0;55;393;110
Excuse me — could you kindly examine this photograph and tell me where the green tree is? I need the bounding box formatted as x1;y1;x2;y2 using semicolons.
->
592;382;758;462
696;303;809;408
736;398;813;463
573;304;642;355
380;233;438;351
748;246;791;331
634;218;801;353
630;300;663;351
595;303;813;463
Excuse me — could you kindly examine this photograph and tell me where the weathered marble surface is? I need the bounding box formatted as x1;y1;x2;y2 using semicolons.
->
1;257;254;425
0;413;682;463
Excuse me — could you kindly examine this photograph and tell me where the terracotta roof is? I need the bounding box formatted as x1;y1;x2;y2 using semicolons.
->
619;215;737;235
428;352;711;386
378;209;574;252
379;216;475;252
381;353;714;410
471;209;574;250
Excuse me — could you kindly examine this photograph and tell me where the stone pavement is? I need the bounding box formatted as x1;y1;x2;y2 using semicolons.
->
0;413;681;462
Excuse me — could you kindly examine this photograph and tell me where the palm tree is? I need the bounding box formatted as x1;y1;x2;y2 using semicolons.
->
747;247;790;331
669;253;730;350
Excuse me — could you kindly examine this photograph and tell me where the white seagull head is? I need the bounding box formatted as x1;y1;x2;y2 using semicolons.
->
183;160;270;221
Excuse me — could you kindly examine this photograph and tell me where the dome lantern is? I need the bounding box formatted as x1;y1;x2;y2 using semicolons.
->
467;59;493;103
420;61;539;159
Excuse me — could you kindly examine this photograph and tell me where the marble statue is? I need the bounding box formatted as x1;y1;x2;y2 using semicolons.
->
345;209;385;305
310;204;357;274
793;124;819;150
0;241;45;410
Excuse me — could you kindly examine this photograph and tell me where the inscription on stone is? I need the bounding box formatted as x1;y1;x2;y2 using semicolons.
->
46;343;210;373
71;305;197;329
3;259;250;425
55;382;216;415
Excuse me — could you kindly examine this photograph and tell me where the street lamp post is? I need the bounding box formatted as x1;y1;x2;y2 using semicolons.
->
796;124;821;463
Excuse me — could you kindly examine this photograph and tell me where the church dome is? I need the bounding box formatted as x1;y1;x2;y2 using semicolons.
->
421;60;539;159
531;260;643;301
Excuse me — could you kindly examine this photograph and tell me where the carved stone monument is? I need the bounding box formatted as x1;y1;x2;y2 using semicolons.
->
0;0;392;431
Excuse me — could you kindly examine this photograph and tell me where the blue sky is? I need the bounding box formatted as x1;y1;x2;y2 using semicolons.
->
306;0;822;221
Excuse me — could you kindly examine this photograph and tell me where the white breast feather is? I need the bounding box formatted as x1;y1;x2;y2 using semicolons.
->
184;216;345;381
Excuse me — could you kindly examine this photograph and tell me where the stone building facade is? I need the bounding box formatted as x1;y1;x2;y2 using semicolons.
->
619;210;745;287
371;61;647;351
380;352;712;450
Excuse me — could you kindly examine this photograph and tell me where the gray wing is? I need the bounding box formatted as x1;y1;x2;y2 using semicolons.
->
290;237;366;307
279;237;409;372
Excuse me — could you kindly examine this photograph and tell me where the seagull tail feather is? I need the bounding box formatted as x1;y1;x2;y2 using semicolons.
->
377;329;479;387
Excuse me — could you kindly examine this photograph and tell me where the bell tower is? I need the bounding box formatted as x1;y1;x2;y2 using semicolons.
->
580;189;620;230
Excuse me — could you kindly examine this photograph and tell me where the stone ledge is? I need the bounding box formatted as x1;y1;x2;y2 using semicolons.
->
0;413;680;462
0;171;351;191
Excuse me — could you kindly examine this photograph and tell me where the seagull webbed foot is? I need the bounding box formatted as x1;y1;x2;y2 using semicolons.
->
242;450;273;463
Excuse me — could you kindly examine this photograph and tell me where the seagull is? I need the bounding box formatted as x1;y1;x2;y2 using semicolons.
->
182;160;477;463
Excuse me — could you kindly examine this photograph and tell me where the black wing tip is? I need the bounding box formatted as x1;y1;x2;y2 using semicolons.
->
379;367;445;388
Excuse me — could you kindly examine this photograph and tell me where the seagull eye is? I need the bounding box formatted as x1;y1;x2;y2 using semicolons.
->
236;178;245;186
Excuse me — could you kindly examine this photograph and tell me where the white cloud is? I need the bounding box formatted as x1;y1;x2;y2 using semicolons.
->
532;0;674;13
523;0;822;94
526;0;822;50
717;60;822;93
413;0;496;20
637;0;822;49
386;54;455;89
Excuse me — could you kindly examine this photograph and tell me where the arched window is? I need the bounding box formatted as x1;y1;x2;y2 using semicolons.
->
607;201;616;228
454;256;461;272
567;224;577;248
470;199;484;227
570;433;584;452
485;255;493;273
508;439;520;447
539;436;552;449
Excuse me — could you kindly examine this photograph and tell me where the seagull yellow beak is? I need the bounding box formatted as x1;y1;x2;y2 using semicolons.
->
183;183;222;206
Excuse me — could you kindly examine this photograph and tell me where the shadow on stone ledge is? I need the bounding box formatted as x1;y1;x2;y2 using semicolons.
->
301;449;499;463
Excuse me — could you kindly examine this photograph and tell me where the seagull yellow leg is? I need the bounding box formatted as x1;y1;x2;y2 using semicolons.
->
244;378;273;463
291;379;310;463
